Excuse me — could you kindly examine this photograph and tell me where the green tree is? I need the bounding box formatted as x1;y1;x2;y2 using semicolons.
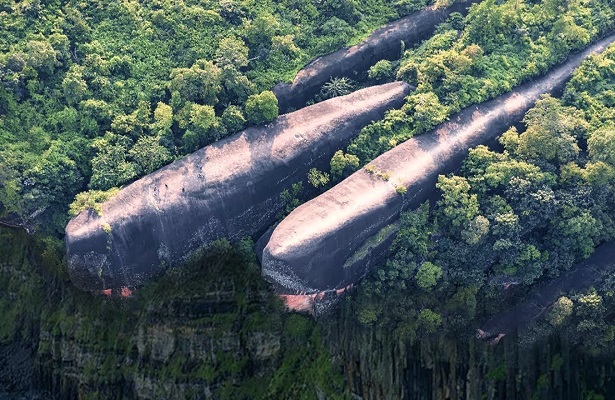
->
279;182;303;217
317;17;354;52
415;261;442;290
417;308;442;333
89;136;137;190
515;96;585;164
153;102;173;131
215;37;249;69
110;101;151;138
69;188;120;217
397;61;420;85
330;150;360;180
168;60;222;104
221;105;246;133
129;136;172;175
219;67;255;104
181;104;219;152
24;39;59;75
80;99;114;133
404;92;448;134
588;126;615;165
307;168;330;188
435;175;479;229
245;91;278;124
190;104;216;132
245;13;280;47
552;205;601;258
320;77;354;99
62;65;88;105
321;0;360;23
461;215;490;245
368;60;394;82
547;296;574;326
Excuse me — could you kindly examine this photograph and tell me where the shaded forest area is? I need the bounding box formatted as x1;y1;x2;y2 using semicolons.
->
0;227;347;399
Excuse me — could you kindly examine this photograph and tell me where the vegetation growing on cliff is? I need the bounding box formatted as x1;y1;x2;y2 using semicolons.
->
3;0;615;396
0;227;347;398
354;42;615;353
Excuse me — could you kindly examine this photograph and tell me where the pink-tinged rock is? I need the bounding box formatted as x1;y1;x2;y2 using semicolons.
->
65;82;411;293
261;35;615;296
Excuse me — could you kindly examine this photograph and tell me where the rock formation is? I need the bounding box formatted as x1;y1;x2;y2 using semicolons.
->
477;239;615;339
65;82;411;292
273;0;479;113
261;34;615;296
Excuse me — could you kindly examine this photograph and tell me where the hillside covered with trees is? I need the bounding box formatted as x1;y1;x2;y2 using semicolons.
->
3;0;615;398
0;0;422;233
354;41;615;353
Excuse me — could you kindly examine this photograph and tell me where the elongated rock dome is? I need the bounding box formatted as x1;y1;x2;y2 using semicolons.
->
273;0;480;112
478;239;615;341
261;35;615;295
66;82;411;292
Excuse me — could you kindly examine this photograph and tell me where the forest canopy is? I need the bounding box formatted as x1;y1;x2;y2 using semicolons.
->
354;42;615;352
339;0;615;167
0;0;423;233
2;0;615;350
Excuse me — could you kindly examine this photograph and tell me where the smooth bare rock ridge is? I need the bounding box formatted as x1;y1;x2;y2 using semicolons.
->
273;0;479;113
261;34;615;295
65;82;411;292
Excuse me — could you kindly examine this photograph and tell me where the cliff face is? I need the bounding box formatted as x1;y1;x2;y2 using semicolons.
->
324;303;615;400
261;34;615;296
65;82;411;293
5;227;615;399
36;281;282;399
273;1;479;112
0;228;345;399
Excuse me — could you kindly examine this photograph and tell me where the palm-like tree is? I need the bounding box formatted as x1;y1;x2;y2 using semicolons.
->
320;77;355;99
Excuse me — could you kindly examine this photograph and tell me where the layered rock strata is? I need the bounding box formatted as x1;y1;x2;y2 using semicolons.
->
65;82;411;292
261;34;615;296
273;0;479;112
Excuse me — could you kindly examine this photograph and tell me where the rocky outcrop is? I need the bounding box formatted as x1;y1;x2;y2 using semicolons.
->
261;34;615;296
477;239;615;339
5;209;615;400
273;1;479;112
65;82;411;292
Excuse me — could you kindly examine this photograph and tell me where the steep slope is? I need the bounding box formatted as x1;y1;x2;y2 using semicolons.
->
65;82;411;292
261;34;615;296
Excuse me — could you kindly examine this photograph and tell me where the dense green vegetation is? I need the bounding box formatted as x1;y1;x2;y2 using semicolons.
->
0;0;426;233
521;284;615;356
3;0;615;395
321;0;615;181
353;41;615;353
0;227;347;399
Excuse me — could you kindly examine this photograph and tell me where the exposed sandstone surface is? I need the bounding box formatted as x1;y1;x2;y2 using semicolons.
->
273;1;479;112
65;82;411;292
261;34;615;295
